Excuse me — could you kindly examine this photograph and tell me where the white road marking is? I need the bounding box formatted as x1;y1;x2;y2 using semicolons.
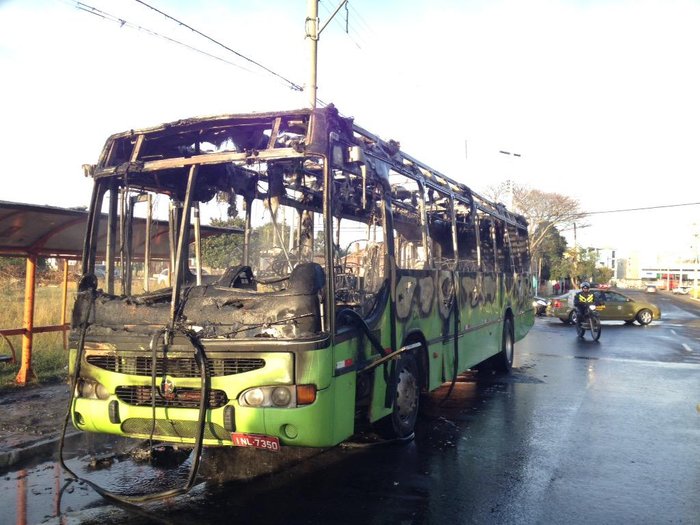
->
681;343;692;353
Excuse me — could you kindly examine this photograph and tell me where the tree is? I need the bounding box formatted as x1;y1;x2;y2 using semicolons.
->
0;256;50;280
534;222;568;281
593;266;614;285
550;246;599;288
200;217;245;269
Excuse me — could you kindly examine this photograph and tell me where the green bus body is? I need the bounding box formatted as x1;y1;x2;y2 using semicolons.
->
69;106;533;448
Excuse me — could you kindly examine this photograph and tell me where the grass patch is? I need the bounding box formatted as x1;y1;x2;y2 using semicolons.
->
0;280;75;392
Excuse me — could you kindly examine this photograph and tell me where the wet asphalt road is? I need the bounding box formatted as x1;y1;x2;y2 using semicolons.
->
2;291;699;524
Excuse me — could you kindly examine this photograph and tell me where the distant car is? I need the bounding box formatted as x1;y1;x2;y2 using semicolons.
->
645;284;657;293
156;268;170;285
672;286;691;295
548;288;661;326
533;296;549;316
156;267;208;285
93;264;121;279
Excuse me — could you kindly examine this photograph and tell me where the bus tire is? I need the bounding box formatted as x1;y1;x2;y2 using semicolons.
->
492;317;514;374
377;352;420;439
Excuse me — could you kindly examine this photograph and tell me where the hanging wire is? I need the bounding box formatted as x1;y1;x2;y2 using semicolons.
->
132;0;303;91
71;1;302;90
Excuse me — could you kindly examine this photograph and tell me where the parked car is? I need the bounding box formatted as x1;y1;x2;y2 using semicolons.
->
547;288;661;326
672;286;691;295
533;296;549;317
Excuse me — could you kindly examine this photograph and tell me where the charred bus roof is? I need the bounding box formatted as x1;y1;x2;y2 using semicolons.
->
84;105;527;230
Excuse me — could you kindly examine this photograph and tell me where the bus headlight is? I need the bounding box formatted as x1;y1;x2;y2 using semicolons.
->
239;385;308;408
242;388;265;407
95;383;110;400
78;379;110;400
80;380;95;398
271;387;292;407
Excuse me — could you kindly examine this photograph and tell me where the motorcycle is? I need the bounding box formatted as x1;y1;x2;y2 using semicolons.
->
575;303;603;341
533;296;548;317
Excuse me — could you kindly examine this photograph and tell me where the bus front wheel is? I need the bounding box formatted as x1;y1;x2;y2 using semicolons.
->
377;352;420;439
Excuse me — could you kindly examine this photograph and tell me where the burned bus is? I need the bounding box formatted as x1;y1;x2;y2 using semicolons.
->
69;105;533;452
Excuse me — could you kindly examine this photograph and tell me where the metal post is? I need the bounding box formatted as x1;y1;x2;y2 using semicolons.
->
306;0;319;108
243;198;252;266
144;193;152;291
170;165;199;327
61;259;69;350
16;254;37;385
106;185;118;295
194;202;202;285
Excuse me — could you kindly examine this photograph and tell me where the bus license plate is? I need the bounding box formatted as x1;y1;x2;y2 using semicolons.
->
230;432;280;452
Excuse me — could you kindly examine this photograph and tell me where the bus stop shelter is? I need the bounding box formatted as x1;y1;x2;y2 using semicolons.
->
0;200;235;385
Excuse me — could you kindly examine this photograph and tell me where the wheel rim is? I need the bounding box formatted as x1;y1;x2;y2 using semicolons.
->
638;310;652;324
395;363;419;426
504;327;514;364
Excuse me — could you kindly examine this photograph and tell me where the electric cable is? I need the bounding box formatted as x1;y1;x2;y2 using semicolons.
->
58;275;211;506
132;0;303;91
586;201;700;215
70;1;297;88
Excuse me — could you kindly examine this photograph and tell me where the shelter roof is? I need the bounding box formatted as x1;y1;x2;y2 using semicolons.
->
0;200;239;259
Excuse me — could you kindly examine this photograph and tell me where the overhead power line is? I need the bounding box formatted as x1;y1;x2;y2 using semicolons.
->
71;1;303;91
73;2;259;75
586;202;700;215
132;0;303;91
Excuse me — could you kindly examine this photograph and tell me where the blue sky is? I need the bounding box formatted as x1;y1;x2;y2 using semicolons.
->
1;0;699;260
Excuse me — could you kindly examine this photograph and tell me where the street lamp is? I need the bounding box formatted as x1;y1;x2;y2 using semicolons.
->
498;150;522;209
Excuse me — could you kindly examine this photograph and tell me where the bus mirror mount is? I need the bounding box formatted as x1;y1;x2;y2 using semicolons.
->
348;146;365;164
347;146;369;209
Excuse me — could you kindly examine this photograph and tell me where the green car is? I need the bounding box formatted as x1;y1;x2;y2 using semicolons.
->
547;288;661;326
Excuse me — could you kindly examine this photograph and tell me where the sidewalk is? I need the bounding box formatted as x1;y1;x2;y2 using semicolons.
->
0;382;75;469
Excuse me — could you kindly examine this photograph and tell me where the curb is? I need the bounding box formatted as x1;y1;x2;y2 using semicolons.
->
0;430;81;471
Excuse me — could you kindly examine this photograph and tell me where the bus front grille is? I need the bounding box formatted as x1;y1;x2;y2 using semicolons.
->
115;386;228;408
87;356;265;377
121;418;230;441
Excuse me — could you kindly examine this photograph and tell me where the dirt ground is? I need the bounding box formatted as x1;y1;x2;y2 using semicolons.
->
0;382;71;452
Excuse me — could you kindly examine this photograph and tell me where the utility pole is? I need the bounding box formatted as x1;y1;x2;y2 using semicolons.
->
306;0;319;108
306;0;348;108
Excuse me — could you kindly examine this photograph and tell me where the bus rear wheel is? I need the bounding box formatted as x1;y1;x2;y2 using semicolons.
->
492;317;514;373
377;352;420;439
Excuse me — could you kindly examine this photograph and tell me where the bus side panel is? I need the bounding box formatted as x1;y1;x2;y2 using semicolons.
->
514;272;535;341
393;269;445;391
456;271;502;368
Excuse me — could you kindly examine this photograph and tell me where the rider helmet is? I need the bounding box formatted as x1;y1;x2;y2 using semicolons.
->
581;281;590;290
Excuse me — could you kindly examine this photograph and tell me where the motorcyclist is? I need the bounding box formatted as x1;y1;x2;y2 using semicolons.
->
573;282;597;334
